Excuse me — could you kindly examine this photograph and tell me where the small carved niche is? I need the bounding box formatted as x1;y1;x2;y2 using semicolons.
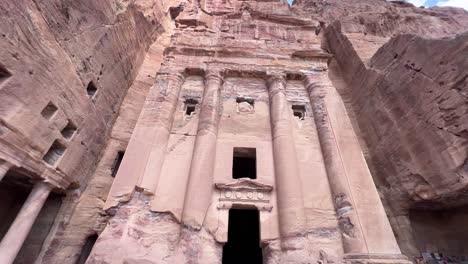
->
86;81;98;98
111;151;125;177
236;97;255;113
184;98;198;116
41;102;58;120
43;140;66;166
292;105;306;120
61;120;77;140
0;64;12;86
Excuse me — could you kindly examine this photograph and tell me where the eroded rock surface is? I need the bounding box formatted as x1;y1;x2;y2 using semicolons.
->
297;0;468;258
0;0;467;263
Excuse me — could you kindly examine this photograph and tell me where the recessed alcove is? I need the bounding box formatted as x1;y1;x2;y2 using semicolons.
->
222;208;262;264
410;205;468;256
0;172;31;242
292;105;306;120
60;120;77;140
43;140;66;166
232;147;256;179
236;97;255;107
236;97;255;113
86;81;98;98
0;170;62;263
184;98;198;116
41;102;58;120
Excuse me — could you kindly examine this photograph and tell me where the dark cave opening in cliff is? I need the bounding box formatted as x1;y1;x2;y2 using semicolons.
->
223;208;262;264
410;206;468;256
0;170;63;263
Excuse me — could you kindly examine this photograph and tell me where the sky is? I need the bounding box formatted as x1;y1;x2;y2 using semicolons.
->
393;0;468;9
287;0;468;9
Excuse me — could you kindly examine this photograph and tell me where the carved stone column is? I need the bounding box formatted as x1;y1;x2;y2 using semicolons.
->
0;181;53;264
305;73;409;262
182;71;223;228
304;73;367;253
266;73;306;238
138;72;186;192
105;71;185;208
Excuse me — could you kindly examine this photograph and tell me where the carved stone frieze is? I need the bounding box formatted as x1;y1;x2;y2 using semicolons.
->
215;178;273;211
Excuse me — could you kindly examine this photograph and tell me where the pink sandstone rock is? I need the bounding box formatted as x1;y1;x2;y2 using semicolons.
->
0;0;467;263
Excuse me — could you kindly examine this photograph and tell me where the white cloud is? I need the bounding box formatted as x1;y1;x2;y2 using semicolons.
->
438;0;468;10
405;0;428;6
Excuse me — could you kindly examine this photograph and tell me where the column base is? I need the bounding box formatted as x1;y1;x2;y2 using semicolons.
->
343;253;412;264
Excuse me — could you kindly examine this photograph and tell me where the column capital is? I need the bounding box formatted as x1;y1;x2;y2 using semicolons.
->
266;73;286;88
205;71;224;83
156;71;186;84
303;72;333;95
168;72;186;83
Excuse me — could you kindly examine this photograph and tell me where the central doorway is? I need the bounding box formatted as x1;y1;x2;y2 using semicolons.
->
222;208;263;264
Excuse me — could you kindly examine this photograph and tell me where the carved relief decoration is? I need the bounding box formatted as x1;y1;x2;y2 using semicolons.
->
215;178;273;211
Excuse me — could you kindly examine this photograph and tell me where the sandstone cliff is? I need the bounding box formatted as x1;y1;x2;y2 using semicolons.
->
294;0;468;257
0;0;174;262
1;0;467;262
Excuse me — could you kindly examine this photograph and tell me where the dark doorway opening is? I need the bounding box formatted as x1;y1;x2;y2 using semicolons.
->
232;147;256;179
223;209;262;264
75;233;98;264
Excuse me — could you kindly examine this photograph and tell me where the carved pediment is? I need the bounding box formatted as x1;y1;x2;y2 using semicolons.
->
215;178;273;191
215;178;274;211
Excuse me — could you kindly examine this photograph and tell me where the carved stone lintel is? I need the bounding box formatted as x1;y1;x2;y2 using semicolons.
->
266;73;286;93
215;178;273;211
205;71;223;83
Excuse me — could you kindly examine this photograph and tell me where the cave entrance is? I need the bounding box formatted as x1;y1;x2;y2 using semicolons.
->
410;205;468;256
0;169;63;263
222;208;262;264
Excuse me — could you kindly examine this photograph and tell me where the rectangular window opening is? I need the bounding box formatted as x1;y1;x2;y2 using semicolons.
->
111;151;125;177
292;105;306;120
232;147;256;179
43;140;66;166
61;120;77;140
222;208;262;264
41;102;58;120
185;98;198;116
236;97;255;106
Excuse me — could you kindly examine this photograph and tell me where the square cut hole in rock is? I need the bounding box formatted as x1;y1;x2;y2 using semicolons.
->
41;102;58;120
61;121;77;140
184;98;198;116
43;140;66;166
232;147;257;179
292;105;306;120
236;97;255;113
